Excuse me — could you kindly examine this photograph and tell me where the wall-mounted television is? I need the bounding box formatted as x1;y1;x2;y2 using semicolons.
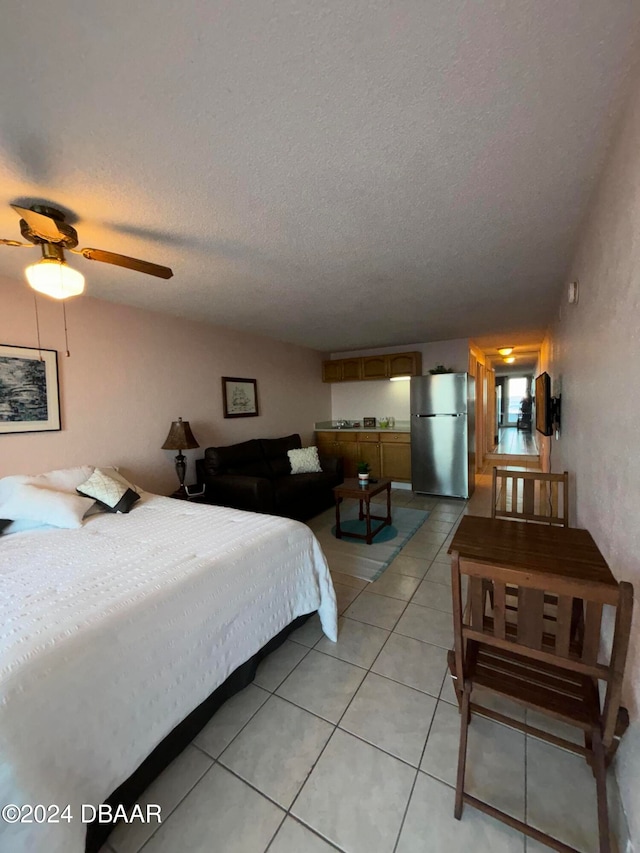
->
535;372;553;436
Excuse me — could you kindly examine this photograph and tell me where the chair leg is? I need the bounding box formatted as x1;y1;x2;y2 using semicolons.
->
592;729;611;853
454;687;471;820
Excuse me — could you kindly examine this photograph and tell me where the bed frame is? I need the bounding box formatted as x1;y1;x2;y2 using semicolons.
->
85;612;311;852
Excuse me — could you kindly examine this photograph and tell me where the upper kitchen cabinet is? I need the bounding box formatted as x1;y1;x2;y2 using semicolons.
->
388;352;421;377
361;355;388;380
322;351;422;383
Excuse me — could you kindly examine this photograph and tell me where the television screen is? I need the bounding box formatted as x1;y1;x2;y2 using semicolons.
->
535;372;552;436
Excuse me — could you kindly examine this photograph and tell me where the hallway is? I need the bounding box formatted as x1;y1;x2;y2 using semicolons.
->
494;427;538;456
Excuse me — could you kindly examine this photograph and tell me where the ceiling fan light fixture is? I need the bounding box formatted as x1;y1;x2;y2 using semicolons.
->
498;347;514;356
25;258;85;299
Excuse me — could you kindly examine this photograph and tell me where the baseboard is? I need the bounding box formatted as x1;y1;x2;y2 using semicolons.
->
392;481;412;490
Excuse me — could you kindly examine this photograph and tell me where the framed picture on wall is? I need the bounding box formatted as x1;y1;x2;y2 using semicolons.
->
0;344;61;434
222;376;259;418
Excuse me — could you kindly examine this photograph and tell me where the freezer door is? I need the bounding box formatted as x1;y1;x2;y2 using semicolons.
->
411;414;469;497
410;373;468;415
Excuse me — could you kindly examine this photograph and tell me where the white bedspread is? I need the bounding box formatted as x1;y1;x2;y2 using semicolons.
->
0;495;337;852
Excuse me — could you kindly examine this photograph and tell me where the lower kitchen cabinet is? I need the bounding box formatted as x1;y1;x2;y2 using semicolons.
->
316;431;411;483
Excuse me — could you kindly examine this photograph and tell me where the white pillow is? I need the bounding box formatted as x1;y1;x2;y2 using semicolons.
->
2;483;95;529
76;468;140;513
288;446;322;474
0;466;94;503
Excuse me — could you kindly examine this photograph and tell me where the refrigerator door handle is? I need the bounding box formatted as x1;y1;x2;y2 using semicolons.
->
414;413;461;418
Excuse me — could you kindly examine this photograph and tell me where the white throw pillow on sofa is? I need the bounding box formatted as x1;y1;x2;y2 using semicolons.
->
288;446;322;474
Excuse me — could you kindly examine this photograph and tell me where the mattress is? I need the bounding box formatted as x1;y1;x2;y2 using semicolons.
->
0;495;337;852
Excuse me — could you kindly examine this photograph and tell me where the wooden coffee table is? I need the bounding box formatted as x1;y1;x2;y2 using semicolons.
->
333;478;392;545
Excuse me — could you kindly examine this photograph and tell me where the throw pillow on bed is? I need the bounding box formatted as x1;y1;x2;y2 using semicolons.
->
77;468;140;513
287;446;322;475
1;484;95;529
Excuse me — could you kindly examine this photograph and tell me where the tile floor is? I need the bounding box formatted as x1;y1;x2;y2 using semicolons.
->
102;470;607;853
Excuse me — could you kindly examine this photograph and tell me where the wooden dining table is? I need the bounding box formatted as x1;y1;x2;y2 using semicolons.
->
448;515;618;592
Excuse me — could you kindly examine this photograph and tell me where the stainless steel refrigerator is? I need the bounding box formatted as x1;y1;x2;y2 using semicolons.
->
410;373;475;498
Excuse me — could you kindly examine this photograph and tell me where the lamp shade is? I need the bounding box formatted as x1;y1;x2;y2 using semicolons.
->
161;417;200;450
26;258;85;299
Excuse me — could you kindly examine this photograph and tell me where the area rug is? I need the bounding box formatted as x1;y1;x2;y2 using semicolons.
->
308;504;429;582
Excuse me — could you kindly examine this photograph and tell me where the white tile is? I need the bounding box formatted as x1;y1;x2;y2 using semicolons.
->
276;649;366;723
292;729;415;853
422;518;455;533
333;581;361;613
142;764;284;852
330;570;368;591
219;695;333;808
407;528;449;546
268;817;337;853
425;561;452;586
386;554;431;579
194;683;270;758
371;632;447;696
253;640;309;691
367;571;422;601
344;591;407;630
421;701;526;820
525;709;583;747
526;737;600;852
400;539;441;560
340;672;437;766
315;617;390;668
411;579;453;612
396;772;525;853
288;612;325;648
110;745;212;853
394;602;454;649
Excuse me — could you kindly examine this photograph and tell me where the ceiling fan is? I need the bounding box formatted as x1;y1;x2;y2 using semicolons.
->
1;203;173;299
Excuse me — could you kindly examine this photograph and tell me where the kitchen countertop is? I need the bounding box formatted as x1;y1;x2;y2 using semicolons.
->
315;424;410;433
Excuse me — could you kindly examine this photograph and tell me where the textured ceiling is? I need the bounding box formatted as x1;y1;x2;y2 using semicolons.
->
1;1;639;352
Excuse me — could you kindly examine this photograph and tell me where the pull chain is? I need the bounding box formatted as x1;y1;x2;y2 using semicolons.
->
62;300;70;357
33;293;43;361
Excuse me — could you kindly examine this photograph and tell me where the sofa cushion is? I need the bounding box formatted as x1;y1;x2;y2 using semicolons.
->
261;434;302;477
204;440;272;478
273;471;335;511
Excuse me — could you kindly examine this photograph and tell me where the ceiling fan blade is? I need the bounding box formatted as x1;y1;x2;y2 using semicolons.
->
75;248;173;279
11;204;62;241
0;238;35;247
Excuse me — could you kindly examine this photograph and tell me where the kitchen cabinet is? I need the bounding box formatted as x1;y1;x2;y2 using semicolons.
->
316;431;358;477
321;351;422;383
361;355;388;380
388;352;421;378
380;432;412;481
316;430;411;483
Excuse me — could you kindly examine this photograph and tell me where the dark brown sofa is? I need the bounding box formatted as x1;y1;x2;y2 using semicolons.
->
195;433;343;521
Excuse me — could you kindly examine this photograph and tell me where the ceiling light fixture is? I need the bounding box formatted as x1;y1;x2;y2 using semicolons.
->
25;245;85;300
498;347;514;356
503;356;516;364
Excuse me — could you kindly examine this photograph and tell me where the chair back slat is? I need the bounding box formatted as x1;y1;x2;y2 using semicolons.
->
493;582;506;640
523;478;535;515
555;595;574;658
469;576;485;629
491;468;569;526
582;601;603;665
517;587;545;649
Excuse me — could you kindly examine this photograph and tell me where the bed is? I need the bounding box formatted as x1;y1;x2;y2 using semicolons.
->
0;486;337;853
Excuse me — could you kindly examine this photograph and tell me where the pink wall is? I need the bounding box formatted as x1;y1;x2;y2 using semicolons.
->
540;69;640;845
0;276;331;494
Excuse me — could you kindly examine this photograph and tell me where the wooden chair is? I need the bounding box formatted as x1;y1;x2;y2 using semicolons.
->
449;552;633;852
492;468;569;526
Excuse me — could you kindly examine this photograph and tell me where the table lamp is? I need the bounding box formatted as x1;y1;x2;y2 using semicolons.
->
161;417;200;495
